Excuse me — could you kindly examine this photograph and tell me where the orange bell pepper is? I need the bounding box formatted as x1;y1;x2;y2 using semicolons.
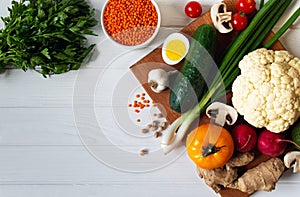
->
186;123;234;169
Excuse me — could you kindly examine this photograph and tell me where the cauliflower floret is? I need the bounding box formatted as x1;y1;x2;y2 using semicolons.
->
231;48;300;133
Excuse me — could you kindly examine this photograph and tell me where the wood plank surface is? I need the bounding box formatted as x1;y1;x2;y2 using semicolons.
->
1;0;299;197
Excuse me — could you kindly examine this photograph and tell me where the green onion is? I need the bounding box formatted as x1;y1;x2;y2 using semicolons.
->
264;7;300;48
248;0;292;51
260;0;265;9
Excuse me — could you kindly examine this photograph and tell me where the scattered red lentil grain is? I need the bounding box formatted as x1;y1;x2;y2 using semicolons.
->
103;0;158;46
128;92;151;111
127;92;155;124
143;100;150;104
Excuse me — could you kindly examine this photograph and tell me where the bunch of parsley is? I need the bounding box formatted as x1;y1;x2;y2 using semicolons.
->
0;0;97;77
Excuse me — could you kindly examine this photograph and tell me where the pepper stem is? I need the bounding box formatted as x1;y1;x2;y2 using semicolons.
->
202;144;225;157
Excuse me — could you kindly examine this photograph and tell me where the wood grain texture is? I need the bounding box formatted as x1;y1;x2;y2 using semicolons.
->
130;0;286;196
1;0;299;197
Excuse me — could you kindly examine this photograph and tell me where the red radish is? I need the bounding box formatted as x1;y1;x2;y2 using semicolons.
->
257;130;287;157
232;124;257;152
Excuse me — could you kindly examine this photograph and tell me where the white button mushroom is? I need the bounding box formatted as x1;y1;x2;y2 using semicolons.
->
206;102;238;127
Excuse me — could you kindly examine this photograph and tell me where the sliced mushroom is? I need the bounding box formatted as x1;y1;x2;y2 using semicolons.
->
210;2;233;33
284;151;300;173
206;102;238;127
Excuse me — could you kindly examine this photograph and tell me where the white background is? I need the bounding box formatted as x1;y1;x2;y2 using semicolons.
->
0;0;299;196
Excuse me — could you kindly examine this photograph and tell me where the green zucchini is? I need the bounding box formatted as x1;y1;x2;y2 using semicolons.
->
169;24;217;113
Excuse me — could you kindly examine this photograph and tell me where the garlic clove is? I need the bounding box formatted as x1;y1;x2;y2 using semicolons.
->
148;69;176;93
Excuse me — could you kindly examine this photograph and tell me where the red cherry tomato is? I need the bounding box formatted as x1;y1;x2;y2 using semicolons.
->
185;1;202;18
231;12;248;31
236;0;256;14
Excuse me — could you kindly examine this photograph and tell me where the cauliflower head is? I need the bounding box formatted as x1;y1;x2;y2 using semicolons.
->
232;48;300;133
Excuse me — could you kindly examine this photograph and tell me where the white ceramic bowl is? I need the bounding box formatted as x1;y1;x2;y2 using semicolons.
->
101;0;161;49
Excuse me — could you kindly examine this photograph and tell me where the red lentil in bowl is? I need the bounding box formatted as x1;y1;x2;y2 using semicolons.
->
101;0;161;47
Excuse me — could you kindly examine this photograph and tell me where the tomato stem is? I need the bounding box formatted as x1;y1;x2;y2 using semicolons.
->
202;144;225;157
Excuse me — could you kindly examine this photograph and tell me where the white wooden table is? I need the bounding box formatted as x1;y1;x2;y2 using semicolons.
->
0;0;299;196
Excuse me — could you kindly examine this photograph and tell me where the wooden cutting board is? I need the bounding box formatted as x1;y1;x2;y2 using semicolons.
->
130;0;285;196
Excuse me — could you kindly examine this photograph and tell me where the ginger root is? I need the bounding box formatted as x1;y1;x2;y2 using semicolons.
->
197;152;255;192
228;157;285;194
226;152;255;167
197;164;237;192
